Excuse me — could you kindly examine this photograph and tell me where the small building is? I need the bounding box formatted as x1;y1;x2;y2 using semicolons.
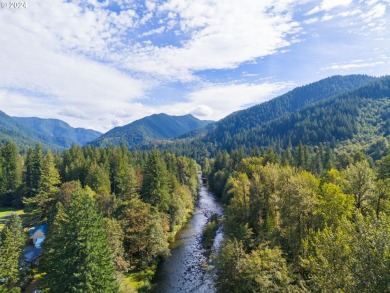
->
28;224;47;248
29;229;45;247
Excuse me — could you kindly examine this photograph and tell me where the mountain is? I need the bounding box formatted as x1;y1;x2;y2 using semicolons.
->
203;75;377;148
153;75;390;159
220;76;390;150
0;110;42;148
90;113;213;148
14;117;101;148
0;111;101;150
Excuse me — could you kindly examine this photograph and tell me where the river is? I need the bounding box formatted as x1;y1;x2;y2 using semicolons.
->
152;177;223;293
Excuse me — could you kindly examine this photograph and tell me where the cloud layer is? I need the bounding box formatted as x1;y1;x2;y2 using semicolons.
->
0;0;388;132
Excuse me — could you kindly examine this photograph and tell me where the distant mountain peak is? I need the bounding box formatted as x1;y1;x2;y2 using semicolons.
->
0;112;101;149
90;113;213;148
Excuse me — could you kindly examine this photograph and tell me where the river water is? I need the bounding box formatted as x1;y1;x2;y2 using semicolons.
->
152;178;223;293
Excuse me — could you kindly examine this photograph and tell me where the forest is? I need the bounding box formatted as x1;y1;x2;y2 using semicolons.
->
0;141;199;292
1;75;390;292
205;144;390;292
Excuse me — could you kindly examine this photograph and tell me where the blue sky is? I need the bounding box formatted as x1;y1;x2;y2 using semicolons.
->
0;0;389;132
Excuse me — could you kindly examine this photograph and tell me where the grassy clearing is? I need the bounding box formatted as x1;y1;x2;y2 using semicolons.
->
0;207;24;230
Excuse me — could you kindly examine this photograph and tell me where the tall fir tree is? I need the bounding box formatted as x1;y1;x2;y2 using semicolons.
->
0;141;20;195
23;150;60;225
24;144;43;198
141;150;170;212
0;213;25;292
42;186;118;292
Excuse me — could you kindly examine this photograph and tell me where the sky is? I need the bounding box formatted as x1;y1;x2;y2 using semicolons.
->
0;0;389;132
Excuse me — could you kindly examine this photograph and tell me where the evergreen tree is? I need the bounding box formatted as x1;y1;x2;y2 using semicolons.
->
24;144;43;198
42;187;118;292
0;141;20;195
141;150;170;212
85;161;111;195
23;150;60;224
281;147;294;166
0;213;25;292
294;142;305;168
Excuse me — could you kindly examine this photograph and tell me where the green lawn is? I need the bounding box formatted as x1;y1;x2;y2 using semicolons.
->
0;207;24;230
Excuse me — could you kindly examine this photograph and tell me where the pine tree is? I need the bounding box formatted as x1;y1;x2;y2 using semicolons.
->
0;213;25;292
42;187;118;292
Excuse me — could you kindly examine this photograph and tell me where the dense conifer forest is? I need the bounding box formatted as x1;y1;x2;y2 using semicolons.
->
0;142;198;292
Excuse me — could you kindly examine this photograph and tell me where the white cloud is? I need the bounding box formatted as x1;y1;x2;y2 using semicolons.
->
154;82;293;121
360;4;387;22
304;17;320;24
306;0;353;15
321;59;387;71
120;0;301;80
0;0;388;133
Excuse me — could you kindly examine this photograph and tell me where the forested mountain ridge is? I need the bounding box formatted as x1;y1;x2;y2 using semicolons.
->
202;75;377;147
90;113;212;148
0;110;101;150
0;110;42;148
14;117;101;148
214;76;390;150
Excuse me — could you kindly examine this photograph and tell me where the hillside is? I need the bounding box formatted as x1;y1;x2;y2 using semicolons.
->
153;75;390;160
0;111;101;150
0;111;42;148
90;113;212;148
14;117;101;148
226;76;390;150
203;74;376;148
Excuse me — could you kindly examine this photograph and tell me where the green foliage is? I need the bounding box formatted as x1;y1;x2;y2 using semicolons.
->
342;160;375;211
210;147;390;291
0;141;21;206
0;213;25;291
120;197;169;266
42;187;118;292
141;150;170;212
104;218;127;272
85;161;111;195
23;150;60;225
316;183;354;227
214;240;292;293
23;144;43;198
377;152;390;179
202;214;219;249
302;213;390;292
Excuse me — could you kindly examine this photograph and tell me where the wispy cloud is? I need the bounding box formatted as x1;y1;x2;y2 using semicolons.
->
321;57;389;71
120;0;302;80
155;82;293;121
0;0;388;132
306;0;353;15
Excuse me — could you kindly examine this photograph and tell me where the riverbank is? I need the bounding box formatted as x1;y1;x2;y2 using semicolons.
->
152;180;223;293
